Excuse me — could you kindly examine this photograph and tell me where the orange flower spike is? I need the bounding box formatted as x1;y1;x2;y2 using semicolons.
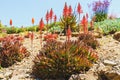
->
10;19;12;26
32;18;35;25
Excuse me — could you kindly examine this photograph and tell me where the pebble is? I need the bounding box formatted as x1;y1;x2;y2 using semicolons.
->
103;60;117;66
0;74;4;79
4;71;13;77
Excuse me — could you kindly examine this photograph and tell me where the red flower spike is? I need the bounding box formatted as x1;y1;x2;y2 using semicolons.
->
63;2;68;17
10;19;12;26
32;18;35;25
69;5;72;15
39;18;44;31
45;10;49;24
54;15;57;23
77;3;83;14
50;8;53;20
81;16;88;34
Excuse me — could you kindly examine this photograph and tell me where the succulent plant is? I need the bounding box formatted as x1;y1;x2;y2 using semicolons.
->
32;40;98;80
78;33;99;49
0;35;29;67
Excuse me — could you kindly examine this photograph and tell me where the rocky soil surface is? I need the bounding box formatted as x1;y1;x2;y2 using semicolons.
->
0;34;120;80
0;37;40;80
78;35;120;80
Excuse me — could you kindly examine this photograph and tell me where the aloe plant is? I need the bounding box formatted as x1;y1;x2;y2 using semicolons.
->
32;40;98;80
60;14;77;35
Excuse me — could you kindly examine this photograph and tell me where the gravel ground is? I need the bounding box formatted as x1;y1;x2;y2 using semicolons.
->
0;34;120;80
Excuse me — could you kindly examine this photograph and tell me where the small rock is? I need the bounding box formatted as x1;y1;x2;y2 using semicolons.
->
4;71;12;78
79;74;87;80
72;32;79;37
113;31;120;42
0;74;4;79
103;60;117;66
98;63;105;71
9;76;19;80
59;37;65;40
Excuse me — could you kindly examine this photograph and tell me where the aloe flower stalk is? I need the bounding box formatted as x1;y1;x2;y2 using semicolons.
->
90;20;94;28
66;25;71;41
81;15;88;34
69;5;72;16
39;18;44;49
30;32;34;53
54;15;57;23
63;2;68;18
77;3;83;22
45;10;49;31
10;19;12;26
32;18;35;25
50;8;53;23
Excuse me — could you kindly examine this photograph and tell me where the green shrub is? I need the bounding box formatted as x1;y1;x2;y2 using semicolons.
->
0;35;29;67
78;33;99;49
32;40;98;80
27;26;36;32
6;27;17;34
16;28;25;33
26;26;40;32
